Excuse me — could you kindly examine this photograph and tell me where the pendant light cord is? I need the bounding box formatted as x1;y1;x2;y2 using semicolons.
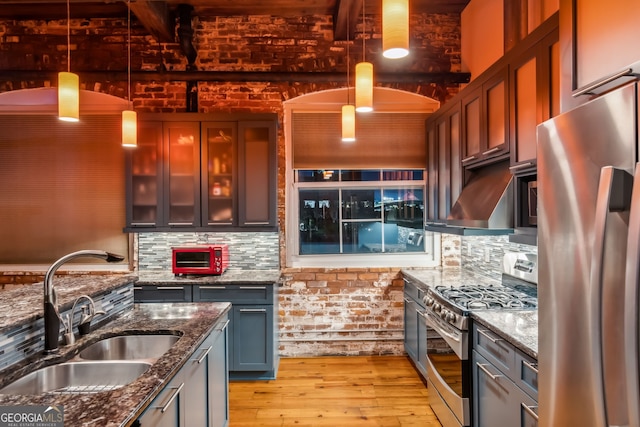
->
362;0;365;62
66;0;70;72
346;7;350;105
127;0;131;105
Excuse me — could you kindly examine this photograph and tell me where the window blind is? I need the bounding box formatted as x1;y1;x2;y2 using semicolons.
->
292;112;428;169
0;115;128;264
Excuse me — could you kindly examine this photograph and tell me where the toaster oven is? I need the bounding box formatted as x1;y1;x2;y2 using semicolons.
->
172;245;229;275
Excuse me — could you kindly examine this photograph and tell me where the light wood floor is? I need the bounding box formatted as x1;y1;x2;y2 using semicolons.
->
228;355;443;427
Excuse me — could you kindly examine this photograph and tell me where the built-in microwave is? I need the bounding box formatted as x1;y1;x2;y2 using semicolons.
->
527;181;537;225
514;173;537;230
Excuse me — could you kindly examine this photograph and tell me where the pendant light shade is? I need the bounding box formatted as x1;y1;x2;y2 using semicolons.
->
382;0;409;59
58;71;79;122
342;104;356;142
355;62;374;113
122;109;137;147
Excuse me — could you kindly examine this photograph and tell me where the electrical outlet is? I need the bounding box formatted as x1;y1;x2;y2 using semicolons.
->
484;247;491;263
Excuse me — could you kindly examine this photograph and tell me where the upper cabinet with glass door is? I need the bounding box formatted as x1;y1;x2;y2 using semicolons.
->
202;122;236;226
125;113;277;232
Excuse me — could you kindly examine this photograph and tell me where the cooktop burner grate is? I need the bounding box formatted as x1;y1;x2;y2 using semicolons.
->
433;284;537;310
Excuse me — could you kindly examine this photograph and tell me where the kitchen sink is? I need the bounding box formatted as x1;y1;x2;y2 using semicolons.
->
78;334;180;361
0;361;152;395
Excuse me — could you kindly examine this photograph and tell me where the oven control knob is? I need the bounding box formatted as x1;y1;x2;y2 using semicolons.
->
447;313;457;323
426;297;434;306
433;303;441;312
440;309;448;319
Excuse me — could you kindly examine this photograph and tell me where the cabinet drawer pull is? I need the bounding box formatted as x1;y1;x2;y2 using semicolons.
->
477;328;505;345
482;147;501;155
417;310;427;319
199;286;226;290
159;383;184;413
521;403;539;421
239;286;267;290
509;162;534;171
522;359;539;374
404;298;412;304
239;308;267;312
133;287;143;290
244;221;270;225
196;346;212;364
168;222;193;226
131;222;156;226
158;286;185;290
476;363;503;381
208;222;233;225
461;155;477;163
216;319;230;332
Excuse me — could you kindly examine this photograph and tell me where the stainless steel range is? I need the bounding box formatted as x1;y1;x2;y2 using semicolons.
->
424;253;538;427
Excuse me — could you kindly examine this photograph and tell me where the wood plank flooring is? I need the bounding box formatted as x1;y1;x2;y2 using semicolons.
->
228;356;443;427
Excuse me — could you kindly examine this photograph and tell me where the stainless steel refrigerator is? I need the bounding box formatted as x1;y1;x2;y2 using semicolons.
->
537;82;639;427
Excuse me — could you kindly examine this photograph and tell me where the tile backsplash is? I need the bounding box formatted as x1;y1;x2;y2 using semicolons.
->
137;231;280;272
461;235;537;281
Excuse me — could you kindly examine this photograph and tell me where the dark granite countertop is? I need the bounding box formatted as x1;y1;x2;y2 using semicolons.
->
136;269;281;285
471;310;538;359
401;268;538;360
0;302;231;427
0;274;137;333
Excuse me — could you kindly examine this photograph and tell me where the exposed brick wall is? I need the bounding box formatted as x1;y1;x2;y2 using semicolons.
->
279;267;406;356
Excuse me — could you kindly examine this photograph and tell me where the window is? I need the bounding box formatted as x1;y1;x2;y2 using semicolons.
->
292;169;439;267
284;87;441;268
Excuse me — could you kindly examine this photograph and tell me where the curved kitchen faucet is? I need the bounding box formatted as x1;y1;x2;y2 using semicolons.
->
44;250;125;354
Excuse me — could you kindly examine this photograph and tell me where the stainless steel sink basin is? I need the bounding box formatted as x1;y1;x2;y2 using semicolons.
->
0;361;151;394
78;334;180;361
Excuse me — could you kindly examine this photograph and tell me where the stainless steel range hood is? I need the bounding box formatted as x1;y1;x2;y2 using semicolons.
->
426;162;514;235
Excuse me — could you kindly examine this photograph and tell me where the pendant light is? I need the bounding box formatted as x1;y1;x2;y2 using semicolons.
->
58;0;79;122
382;0;410;59
355;0;373;113
122;0;137;147
342;11;356;142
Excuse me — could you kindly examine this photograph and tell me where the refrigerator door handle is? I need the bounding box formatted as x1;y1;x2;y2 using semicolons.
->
590;166;633;426
625;163;640;427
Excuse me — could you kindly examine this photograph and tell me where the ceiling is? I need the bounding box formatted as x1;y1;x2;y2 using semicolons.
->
0;0;470;41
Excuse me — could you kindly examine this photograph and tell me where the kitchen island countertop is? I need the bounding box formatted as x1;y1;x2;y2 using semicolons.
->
0;302;231;427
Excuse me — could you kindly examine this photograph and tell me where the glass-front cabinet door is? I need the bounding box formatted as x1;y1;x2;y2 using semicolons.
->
128;121;163;226
164;121;200;227
202;122;236;226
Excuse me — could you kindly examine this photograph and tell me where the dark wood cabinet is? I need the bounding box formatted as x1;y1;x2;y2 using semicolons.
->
125;113;277;231
461;68;510;169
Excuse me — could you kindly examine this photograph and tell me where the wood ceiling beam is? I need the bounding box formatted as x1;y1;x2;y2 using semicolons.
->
128;0;175;43
0;69;471;84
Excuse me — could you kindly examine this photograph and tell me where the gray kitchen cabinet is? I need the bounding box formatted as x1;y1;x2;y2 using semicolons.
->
472;323;538;427
133;285;191;303
403;278;427;379
193;283;279;380
136;313;229;427
126;113;277;232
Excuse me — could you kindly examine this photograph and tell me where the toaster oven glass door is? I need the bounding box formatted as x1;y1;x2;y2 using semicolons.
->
175;251;211;268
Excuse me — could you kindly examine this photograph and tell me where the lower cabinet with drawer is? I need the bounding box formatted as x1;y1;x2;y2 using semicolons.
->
193;284;279;380
134;282;279;380
136;313;229;427
472;322;538;427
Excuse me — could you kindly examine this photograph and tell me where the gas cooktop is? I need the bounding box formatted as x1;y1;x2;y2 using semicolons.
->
430;283;538;311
